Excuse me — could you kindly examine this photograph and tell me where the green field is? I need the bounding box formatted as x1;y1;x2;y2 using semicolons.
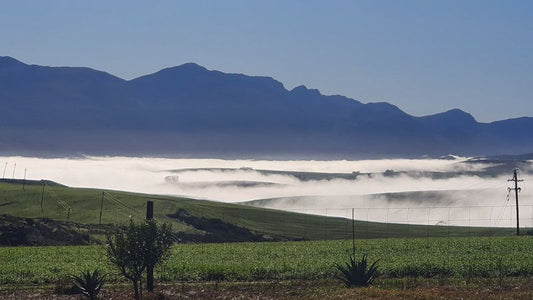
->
1;237;532;286
0;180;518;240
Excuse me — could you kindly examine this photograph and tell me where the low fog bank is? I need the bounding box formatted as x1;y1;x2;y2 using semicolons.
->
1;155;530;226
243;189;533;227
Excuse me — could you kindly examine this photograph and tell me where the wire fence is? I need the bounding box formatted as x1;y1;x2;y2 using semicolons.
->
282;205;533;227
162;204;532;241
269;205;532;239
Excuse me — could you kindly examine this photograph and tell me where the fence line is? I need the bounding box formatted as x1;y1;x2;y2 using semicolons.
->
279;204;533;227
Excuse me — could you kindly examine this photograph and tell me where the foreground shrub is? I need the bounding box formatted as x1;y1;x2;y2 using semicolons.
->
71;269;106;300
336;255;379;287
106;219;173;300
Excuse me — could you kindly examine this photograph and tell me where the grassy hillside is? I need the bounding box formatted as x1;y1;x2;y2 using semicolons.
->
0;180;517;241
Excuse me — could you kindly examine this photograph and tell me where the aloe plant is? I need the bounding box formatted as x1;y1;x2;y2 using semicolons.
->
336;255;379;287
72;269;106;300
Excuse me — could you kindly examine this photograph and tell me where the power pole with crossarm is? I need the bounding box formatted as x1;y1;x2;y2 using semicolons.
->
508;169;523;236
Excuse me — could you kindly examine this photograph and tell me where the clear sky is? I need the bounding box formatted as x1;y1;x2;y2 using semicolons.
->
1;0;531;122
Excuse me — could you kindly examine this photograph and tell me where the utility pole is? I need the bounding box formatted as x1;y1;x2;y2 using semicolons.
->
508;169;523;236
352;208;355;258
146;201;155;292
2;162;7;179
12;163;16;179
99;192;105;225
40;180;45;216
23;168;27;191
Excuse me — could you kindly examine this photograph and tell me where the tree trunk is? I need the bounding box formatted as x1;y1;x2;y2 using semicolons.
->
139;278;143;300
133;280;140;300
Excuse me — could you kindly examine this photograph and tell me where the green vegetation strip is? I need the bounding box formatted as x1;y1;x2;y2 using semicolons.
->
1;237;533;286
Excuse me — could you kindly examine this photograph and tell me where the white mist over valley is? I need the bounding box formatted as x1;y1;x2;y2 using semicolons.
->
2;156;531;227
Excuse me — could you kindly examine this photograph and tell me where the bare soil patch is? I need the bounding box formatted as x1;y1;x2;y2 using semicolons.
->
2;279;533;299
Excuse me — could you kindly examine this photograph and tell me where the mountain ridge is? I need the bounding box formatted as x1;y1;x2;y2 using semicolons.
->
0;56;531;158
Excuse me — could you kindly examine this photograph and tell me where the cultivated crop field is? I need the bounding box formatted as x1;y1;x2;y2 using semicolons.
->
1;236;532;286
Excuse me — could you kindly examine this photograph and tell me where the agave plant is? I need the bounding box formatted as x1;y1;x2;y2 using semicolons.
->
71;269;106;300
336;255;379;287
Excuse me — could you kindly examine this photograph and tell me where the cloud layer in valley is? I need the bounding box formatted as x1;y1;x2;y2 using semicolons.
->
1;156;530;226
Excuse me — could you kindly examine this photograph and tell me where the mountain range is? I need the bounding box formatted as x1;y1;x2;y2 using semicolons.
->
0;56;531;158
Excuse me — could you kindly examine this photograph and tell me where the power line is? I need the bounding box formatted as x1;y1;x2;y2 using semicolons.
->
104;191;144;219
42;182;71;221
494;189;511;226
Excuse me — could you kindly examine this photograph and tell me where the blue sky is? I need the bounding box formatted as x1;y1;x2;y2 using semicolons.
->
1;0;531;122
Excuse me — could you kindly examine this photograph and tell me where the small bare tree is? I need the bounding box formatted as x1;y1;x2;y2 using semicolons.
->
106;219;173;300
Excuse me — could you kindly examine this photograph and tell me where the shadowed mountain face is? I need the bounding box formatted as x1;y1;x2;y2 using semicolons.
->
0;56;532;158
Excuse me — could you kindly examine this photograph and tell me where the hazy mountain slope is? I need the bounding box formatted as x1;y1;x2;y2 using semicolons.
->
0;56;532;158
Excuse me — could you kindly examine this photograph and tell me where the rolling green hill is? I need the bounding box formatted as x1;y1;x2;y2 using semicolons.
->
0;179;517;242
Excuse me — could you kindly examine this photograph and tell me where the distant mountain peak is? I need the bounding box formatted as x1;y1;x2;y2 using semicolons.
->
291;85;322;97
155;62;208;75
0;56;26;68
445;108;472;116
427;108;477;123
175;62;208;71
130;62;210;84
